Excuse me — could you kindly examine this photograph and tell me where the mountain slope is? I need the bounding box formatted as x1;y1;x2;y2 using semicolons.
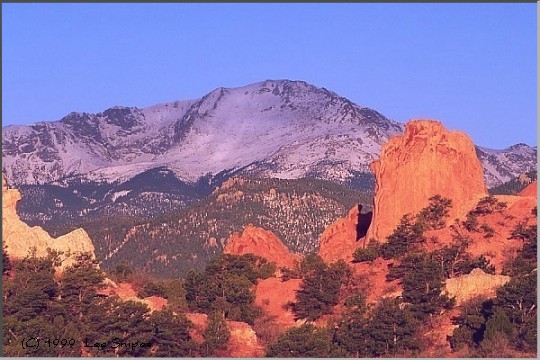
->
34;177;367;278
476;144;537;187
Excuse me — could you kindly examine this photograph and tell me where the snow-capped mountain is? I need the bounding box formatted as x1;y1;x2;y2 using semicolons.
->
2;80;402;186
476;144;537;187
2;79;536;190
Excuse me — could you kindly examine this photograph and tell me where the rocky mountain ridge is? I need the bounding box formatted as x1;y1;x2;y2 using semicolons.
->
2;79;402;187
3;79;535;192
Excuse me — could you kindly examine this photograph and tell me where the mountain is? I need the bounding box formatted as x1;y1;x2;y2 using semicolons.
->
2;80;402;188
476;144;537;187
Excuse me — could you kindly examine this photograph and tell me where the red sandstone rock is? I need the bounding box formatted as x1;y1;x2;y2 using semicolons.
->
185;312;264;357
97;282;168;312
224;224;300;269
519;180;537;197
254;277;302;327
366;120;488;242
318;204;362;263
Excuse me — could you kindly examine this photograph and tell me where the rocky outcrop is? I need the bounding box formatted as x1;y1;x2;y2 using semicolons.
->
224;224;300;269
227;321;265;357
318;204;366;263
519;180;537;197
366;120;488;241
97;282;167;312
444;268;510;305
184;313;264;357
255;277;302;327
2;174;95;269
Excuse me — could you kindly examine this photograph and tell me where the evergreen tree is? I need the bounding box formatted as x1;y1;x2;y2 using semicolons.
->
387;252;454;320
417;195;452;230
266;324;345;357
364;298;421;357
380;214;425;259
334;294;370;357
2;245;11;276
147;309;196;357
201;311;230;356
293;258;350;321
59;252;105;321
183;254;264;324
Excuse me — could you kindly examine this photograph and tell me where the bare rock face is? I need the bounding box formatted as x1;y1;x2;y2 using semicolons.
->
318;204;362;263
519;180;537;197
255;277;302;327
224;224;300;269
227;321;265;357
2;174;95;269
366;120;488;241
97;282;167;312
444;268;510;305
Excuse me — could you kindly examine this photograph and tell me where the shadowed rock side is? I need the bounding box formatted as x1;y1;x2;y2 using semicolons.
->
366;120;488;242
2;174;95;269
223;224;301;269
318;204;372;263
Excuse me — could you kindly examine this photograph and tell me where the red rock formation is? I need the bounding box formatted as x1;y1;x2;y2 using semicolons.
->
184;312;264;357
2;174;95;269
227;321;265;357
366;120;488;242
185;312;208;344
97;282;167;312
519;180;537;197
423;194;536;274
318;204;362;263
224;224;300;269
254;277;302;327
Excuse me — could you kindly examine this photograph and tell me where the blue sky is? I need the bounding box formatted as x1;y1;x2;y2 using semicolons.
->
2;3;536;149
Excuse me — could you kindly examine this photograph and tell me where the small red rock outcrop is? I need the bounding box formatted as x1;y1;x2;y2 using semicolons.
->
318;204;361;263
519;180;537;197
224;224;300;269
254;277;302;328
184;312;264;357
366;120;488;242
97;281;167;312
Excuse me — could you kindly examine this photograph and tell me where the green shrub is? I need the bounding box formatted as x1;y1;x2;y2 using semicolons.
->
352;239;380;263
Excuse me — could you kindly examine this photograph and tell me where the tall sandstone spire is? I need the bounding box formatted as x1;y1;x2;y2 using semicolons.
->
366;120;488;242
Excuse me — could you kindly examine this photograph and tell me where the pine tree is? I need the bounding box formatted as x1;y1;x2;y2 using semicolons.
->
147;309;196;357
335;294;370;357
59;252;105;321
266;324;345;357
201;311;230;356
365;298;421;357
